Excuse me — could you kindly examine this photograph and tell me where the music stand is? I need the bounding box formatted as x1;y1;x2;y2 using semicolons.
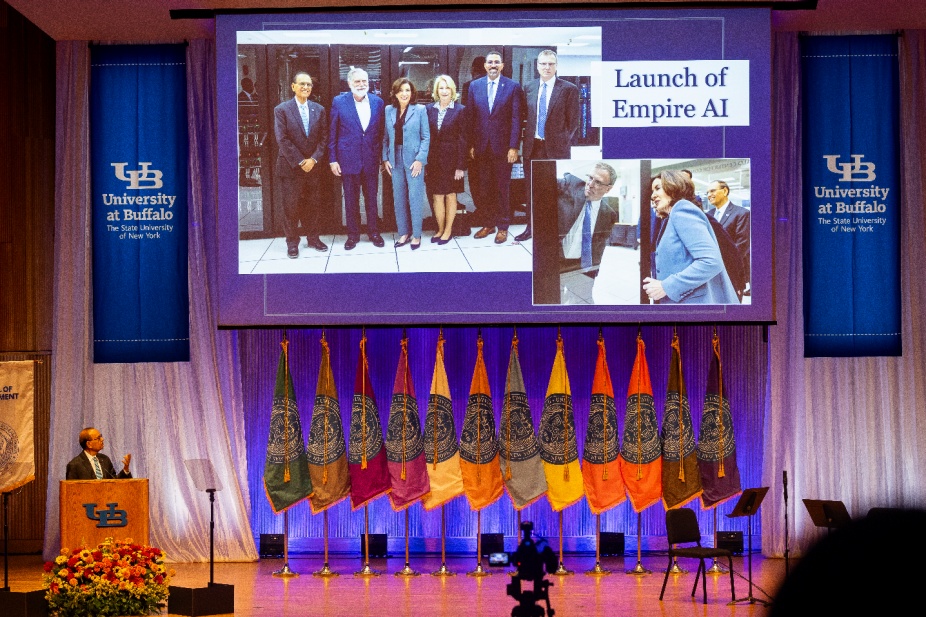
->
727;487;770;606
168;460;234;616
803;499;851;534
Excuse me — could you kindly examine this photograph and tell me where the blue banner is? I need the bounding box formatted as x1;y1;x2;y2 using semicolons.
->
91;45;189;363
801;36;901;357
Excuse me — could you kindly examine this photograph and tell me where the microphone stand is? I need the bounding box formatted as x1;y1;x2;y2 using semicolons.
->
783;470;790;578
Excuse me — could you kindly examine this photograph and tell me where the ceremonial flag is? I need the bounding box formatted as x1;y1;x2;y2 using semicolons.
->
264;338;313;513
661;333;702;510
0;361;35;493
306;334;350;514
347;334;391;510
697;332;742;509
619;334;663;512
386;337;430;510
539;335;584;512
582;335;626;514
460;334;504;511
499;333;547;510
422;333;464;511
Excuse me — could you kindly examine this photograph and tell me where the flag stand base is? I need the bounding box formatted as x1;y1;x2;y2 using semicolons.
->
626;561;651;575
553;562;574;576
467;562;490;577
669;558;688;574
584;561;611;577
354;563;381;578
312;563;338;578
431;563;455;577
272;564;299;578
394;563;420;577
706;559;727;575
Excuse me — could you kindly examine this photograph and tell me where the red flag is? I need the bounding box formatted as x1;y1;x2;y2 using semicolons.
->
347;334;391;510
697;331;742;509
386;336;430;510
618;334;662;512
661;332;702;509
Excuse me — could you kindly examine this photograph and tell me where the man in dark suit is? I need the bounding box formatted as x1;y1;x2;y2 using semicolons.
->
465;51;523;245
706;179;751;284
274;71;328;258
558;163;620;270
518;50;580;242
65;427;132;480
328;67;386;250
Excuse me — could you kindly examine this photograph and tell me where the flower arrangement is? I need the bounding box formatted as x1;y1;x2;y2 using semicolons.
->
42;537;173;617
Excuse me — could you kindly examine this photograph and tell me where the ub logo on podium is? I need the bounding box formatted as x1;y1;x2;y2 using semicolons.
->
83;502;128;528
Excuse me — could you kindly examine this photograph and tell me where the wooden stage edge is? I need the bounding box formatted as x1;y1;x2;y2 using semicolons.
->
4;552;786;616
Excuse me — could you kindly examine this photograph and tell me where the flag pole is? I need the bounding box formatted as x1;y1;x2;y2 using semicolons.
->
553;510;574;575
313;509;338;578
626;512;651;575
272;510;298;578
585;513;611;576
431;505;455;576
354;505;380;577
467;510;489;577
395;509;420;577
706;508;726;574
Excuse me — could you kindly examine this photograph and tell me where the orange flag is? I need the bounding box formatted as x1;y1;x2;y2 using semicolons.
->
660;332;702;510
582;334;626;514
307;334;351;513
539;334;584;512
460;334;504;511
618;333;663;512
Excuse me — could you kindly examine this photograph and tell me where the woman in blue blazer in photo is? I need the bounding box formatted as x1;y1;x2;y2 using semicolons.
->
383;77;430;250
426;75;467;244
643;169;739;304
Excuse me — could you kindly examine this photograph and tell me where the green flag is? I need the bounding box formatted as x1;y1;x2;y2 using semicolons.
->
264;338;313;513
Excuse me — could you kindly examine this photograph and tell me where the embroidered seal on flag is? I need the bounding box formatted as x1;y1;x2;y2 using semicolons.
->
460;393;498;464
584;394;619;465
619;393;660;464
424;395;458;464
348;394;384;465
306;394;347;466
539;393;579;465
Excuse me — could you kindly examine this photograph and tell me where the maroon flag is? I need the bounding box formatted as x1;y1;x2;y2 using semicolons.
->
697;331;742;509
661;332;702;509
386;337;430;510
347;334;391;509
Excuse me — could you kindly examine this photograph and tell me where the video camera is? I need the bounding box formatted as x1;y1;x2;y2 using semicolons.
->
506;521;558;617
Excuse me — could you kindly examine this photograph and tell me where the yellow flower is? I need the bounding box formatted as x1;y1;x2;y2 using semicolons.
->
55;556;67;565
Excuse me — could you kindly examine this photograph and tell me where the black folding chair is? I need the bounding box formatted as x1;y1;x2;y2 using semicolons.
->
659;508;736;605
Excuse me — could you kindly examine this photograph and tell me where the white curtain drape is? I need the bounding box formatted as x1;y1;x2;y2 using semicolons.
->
763;30;926;557
44;39;257;562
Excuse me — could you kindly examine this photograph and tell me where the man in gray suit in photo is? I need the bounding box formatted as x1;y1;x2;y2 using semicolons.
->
706;179;751;284
273;71;328;258
558;162;619;270
519;49;580;242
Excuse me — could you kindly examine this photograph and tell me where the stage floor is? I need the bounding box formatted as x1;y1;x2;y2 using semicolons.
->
6;552;786;616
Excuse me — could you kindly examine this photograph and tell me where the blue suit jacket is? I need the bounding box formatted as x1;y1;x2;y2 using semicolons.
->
382;104;430;168
328;92;385;175
465;76;523;155
654;199;739;304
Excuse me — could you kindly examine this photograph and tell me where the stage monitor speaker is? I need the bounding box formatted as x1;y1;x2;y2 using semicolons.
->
600;532;625;556
360;533;388;558
717;531;744;554
259;533;284;558
0;590;48;617
168;583;235;616
480;533;505;557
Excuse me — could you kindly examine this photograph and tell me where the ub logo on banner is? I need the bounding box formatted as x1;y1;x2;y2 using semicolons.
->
111;162;165;189
823;154;876;182
91;44;189;363
801;35;901;357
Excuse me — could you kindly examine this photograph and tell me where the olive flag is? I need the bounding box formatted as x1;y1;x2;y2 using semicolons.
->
306;334;350;514
386;337;431;510
499;333;547;510
618;334;663;512
264;338;314;514
347;334;391;510
661;332;702;510
422;333;464;511
460;334;504;511
582;335;626;514
539;335;584;512
697;331;742;509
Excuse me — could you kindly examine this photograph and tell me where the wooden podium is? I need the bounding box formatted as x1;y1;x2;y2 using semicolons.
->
60;479;149;549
